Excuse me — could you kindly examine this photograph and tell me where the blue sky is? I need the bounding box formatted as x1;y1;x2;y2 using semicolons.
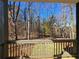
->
8;2;76;25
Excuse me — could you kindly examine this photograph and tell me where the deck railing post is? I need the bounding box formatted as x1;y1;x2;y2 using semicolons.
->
0;0;8;59
76;2;79;59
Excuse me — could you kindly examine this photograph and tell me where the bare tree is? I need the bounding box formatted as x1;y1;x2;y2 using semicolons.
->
62;5;67;27
69;5;74;39
35;16;40;38
27;1;32;39
23;7;28;39
14;2;20;40
9;1;21;40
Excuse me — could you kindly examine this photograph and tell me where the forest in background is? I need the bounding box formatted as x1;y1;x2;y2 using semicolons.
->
8;1;76;40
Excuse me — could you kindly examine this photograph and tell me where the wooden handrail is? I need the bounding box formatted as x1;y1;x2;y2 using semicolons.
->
0;38;76;45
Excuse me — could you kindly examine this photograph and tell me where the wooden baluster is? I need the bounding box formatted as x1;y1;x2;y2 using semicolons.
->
21;44;22;56
27;43;29;56
24;44;26;56
55;42;57;55
13;44;14;57
14;44;16;57
67;42;69;52
54;42;56;56
21;44;23;56
63;41;64;51
29;43;32;56
16;44;18;57
28;44;29;56
59;42;60;54
12;44;13;57
18;44;20;57
23;44;24;56
60;42;62;54
54;42;55;56
25;44;27;56
10;44;12;57
10;44;11;57
61;42;63;51
57;42;58;55
20;44;21;57
69;42;71;54
8;44;10;57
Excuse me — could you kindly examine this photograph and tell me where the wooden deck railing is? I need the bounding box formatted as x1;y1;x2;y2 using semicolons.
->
52;39;77;57
0;38;77;59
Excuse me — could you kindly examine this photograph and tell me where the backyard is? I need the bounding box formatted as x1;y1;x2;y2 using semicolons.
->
6;1;77;59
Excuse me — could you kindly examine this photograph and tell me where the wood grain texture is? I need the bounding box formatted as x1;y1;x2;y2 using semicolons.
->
8;0;78;3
